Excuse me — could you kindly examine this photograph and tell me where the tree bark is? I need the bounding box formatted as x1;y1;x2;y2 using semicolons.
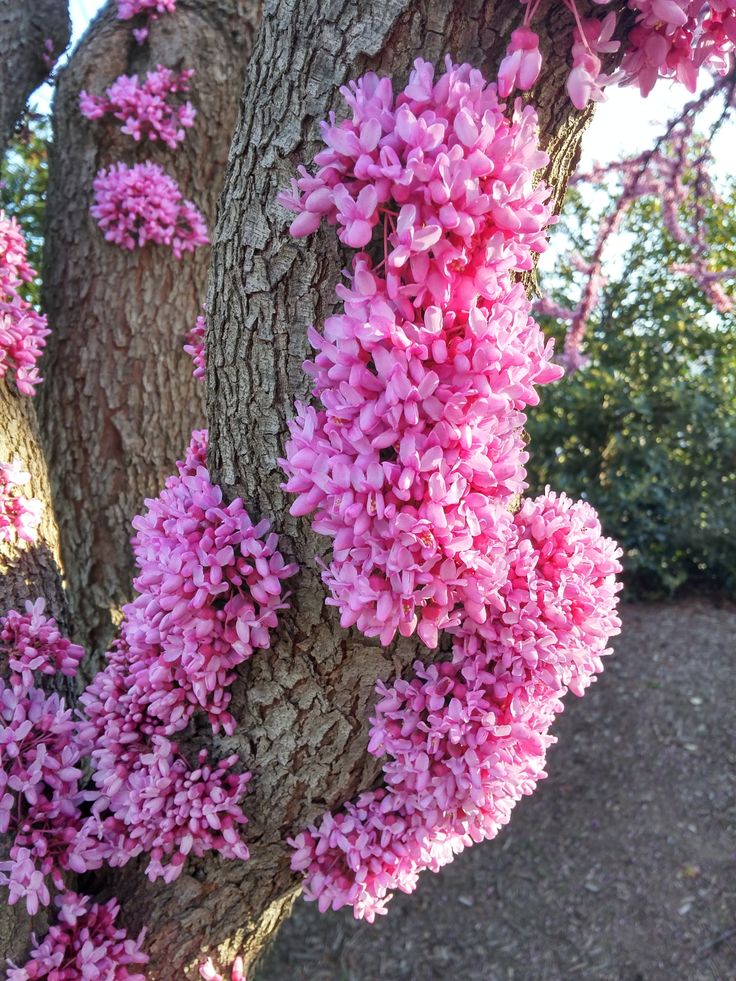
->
96;2;602;977
39;0;262;661
0;0;70;157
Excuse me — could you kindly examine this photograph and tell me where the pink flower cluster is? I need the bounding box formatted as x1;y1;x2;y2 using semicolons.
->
280;58;561;647
6;890;148;980
91;162;208;258
0;211;50;395
499;0;735;109
0;598;84;687
0;459;42;546
0;601;102;915
619;0;736;96
279;58;552;303
567;12;620;110
281;56;622;919
81;66;196;149
291;491;622;919
76;430;296;882
185;313;206;379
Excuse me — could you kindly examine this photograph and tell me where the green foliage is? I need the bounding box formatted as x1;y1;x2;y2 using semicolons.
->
528;187;736;597
1;111;51;304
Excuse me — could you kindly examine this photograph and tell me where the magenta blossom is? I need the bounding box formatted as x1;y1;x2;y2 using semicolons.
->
6;890;148;980
185;313;206;379
0;212;50;395
91;162;208;258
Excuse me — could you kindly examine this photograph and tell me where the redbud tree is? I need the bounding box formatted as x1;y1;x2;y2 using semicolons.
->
0;0;733;977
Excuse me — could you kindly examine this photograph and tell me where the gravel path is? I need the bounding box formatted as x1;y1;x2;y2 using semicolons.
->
257;600;736;981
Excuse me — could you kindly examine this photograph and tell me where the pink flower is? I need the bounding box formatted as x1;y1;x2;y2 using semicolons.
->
567;15;619;109
200;955;246;981
117;0;175;19
497;27;543;97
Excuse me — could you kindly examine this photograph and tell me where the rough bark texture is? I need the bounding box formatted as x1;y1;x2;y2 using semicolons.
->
0;0;71;157
100;1;606;977
39;0;261;660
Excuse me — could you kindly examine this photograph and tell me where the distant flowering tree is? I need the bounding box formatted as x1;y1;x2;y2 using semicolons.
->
0;0;733;977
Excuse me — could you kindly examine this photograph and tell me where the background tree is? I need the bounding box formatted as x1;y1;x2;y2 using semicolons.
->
529;184;736;594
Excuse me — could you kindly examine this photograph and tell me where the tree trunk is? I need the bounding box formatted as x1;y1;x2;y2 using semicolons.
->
98;2;601;978
39;0;261;661
0;0;70;157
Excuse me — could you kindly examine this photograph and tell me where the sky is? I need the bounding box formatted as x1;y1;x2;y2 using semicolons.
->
38;0;731;175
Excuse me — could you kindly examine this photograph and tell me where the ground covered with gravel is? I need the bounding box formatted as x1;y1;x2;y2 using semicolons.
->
257;600;736;981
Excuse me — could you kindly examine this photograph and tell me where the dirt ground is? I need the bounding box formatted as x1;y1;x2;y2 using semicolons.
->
257;600;736;981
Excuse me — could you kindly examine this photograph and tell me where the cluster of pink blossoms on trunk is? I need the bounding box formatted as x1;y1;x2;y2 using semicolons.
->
91;162;208;258
280;58;559;647
0;601;103;915
280;56;622;919
290;493;621;919
0;212;50;396
117;0;176;44
7;890;148;980
80;65;196;149
76;430;296;883
89;2;208;255
0;460;42;546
